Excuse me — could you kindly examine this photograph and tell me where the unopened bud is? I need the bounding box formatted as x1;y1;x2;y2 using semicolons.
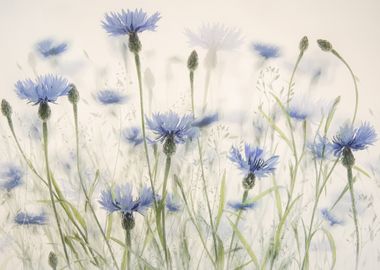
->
48;251;58;269
317;39;333;52
1;99;12;118
299;36;309;52
38;102;51;121
68;84;79;104
187;50;199;71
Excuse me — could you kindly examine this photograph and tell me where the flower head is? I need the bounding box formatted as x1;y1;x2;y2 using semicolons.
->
15;74;70;105
36;39;68;58
0;164;23;192
185;23;242;51
192;112;219;128
308;135;334;160
251;43;280;59
96;90;128;105
147;112;198;144
102;9;161;36
332;122;377;156
166;194;182;212
321;208;343;226
228;200;256;211
229;144;279;178
14;212;47;225
99;184;154;215
123;127;143;146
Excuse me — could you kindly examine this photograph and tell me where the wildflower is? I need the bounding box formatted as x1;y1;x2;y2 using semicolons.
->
147;112;198;156
229;144;278;189
166;194;182;212
299;36;309;52
0;164;23;192
1;99;12;118
287;96;315;121
123;127;143;146
192;112;219;128
99;184;154;230
251;43;280;59
228;200;256;211
36;39;68;58
14;212;47;225
317;39;333;52
321;208;343;226
96;90;127;105
102;9;160;36
15;74;70;105
308;135;334;159
185;23;242;51
187;50;199;71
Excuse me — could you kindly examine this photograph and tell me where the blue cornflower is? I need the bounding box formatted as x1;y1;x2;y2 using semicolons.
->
308;135;334;159
147;112;198;144
102;9;161;36
166;194;182;212
252;43;280;59
192;112;219;128
99;184;154;215
321;208;343;226
0;164;23;192
15;74;70;105
96;90;128;105
14;212;47;225
229;144;279;189
228;200;256;211
36;39;68;58
123;127;143;146
288;108;309;121
332;122;377;156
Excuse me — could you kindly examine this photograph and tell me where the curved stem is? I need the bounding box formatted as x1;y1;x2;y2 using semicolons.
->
331;49;359;126
286;52;303;108
42;121;71;269
72;103;120;270
161;156;172;269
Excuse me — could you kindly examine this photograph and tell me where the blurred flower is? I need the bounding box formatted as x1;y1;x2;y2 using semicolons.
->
332;122;377;156
14;212;47;225
36;39;68;58
185;23;242;51
192;112;219;128
99;184;154;215
228;200;256;211
308;135;334;160
147;112;198;144
122;127;143;146
166;194;182;212
15;74;70;105
102;9;161;36
0;164;23;192
96;90;128;105
251;43;280;59
321;208;343;226
229;144;279;179
287;96;314;121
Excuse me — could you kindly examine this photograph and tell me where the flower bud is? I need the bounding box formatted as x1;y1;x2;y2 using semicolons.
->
187;50;199;71
317;39;333;52
48;251;58;269
68;84;80;104
38;102;51;121
122;212;135;231
299;36;309;52
242;173;256;190
1;99;12;118
128;32;142;53
163;136;176;157
342;147;355;168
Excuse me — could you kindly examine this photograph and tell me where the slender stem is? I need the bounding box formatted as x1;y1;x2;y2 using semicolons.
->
226;190;248;268
42;121;71;269
121;230;131;270
331;49;359;126
189;69;219;262
286;52;303;108
346;165;360;270
133;52;158;212
161;156;172;269
72;103;120;270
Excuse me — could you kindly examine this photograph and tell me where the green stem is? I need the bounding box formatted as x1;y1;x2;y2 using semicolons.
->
42;121;71;269
346;165;360;270
286;52;303;108
226;190;248;268
121;230;131;270
72;103;120;270
331;49;359;126
189;69;219;263
161;156;172;269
